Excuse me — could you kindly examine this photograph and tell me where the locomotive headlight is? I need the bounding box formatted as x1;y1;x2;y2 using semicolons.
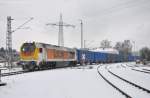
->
22;48;25;51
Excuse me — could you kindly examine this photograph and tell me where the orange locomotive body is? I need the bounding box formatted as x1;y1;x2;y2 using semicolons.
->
46;49;75;60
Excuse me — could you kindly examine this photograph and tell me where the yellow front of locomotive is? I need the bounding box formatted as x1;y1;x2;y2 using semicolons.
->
20;42;39;61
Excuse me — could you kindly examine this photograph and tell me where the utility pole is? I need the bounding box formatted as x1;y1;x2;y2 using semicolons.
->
132;41;136;61
59;14;64;46
84;40;86;49
79;19;85;66
46;14;75;47
79;19;83;49
6;16;33;68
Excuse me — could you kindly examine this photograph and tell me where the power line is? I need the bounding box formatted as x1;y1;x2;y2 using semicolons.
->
12;17;33;32
98;0;150;17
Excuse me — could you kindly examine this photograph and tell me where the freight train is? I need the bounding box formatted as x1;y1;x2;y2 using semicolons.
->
19;42;138;71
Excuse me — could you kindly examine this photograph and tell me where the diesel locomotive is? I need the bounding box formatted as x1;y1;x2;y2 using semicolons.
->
20;42;77;71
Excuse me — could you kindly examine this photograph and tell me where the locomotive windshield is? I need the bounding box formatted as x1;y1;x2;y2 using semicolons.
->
21;43;36;52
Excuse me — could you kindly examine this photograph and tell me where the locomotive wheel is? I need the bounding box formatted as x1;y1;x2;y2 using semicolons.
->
28;64;36;71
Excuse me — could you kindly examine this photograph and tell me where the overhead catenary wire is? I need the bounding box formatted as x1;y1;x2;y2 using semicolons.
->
94;0;150;18
12;17;33;33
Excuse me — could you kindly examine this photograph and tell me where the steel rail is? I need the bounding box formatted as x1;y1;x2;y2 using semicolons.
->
97;66;132;98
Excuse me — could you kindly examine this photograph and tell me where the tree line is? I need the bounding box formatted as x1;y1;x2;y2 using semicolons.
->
0;47;19;60
139;47;150;61
100;39;150;61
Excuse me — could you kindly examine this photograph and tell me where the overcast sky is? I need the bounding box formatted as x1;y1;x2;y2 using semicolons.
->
0;0;150;51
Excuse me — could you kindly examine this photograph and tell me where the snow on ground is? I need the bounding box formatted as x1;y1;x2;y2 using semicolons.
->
98;65;150;98
106;62;150;95
0;65;124;98
109;65;150;90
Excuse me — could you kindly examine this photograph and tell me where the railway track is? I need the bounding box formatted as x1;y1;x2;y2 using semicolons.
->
1;70;28;77
125;64;134;68
0;68;51;77
125;64;150;74
0;69;57;77
131;68;150;74
97;64;150;98
97;65;132;98
143;68;150;72
120;64;126;68
107;69;150;93
0;66;73;77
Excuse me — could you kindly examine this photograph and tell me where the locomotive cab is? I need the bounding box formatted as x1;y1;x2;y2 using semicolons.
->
20;42;38;70
20;42;37;60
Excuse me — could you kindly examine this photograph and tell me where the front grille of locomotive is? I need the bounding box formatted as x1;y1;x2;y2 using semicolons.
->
20;42;37;60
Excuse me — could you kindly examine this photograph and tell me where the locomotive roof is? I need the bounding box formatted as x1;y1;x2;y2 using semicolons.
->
24;42;75;51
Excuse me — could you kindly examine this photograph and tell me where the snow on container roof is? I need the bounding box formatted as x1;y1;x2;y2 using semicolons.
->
90;48;119;54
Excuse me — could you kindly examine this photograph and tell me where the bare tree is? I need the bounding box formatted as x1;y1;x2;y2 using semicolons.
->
100;39;112;49
140;47;150;61
114;40;132;61
115;40;132;54
122;40;132;54
115;42;123;51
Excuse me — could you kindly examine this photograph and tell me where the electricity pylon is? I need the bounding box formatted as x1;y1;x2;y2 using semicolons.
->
46;14;75;47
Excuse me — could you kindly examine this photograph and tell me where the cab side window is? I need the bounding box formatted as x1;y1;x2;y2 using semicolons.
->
39;48;43;53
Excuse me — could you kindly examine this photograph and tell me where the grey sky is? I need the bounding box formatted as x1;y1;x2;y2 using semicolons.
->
0;0;150;51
